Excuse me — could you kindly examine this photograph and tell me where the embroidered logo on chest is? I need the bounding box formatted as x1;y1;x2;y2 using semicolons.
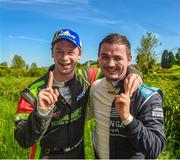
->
52;111;61;118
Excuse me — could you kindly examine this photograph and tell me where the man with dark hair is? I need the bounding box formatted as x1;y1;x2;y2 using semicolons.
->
14;29;142;159
90;33;166;159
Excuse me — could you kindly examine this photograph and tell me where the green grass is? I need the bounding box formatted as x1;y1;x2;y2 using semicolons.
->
0;97;29;159
144;66;180;159
0;77;36;158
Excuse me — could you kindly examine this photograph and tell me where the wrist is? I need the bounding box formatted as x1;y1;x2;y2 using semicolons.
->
37;105;54;116
122;114;133;126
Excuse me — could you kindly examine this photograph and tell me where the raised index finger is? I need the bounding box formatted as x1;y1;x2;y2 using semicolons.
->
124;78;130;96
47;71;54;88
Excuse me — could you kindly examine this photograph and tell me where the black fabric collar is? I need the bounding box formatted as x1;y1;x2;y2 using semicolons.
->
114;78;125;94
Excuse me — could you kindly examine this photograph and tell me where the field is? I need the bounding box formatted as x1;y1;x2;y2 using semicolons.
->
0;66;179;159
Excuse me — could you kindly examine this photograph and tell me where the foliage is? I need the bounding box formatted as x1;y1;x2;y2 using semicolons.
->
136;32;160;74
0;68;46;77
28;67;46;77
11;54;26;69
143;66;180;159
0;77;36;158
31;62;38;69
0;62;8;68
161;50;176;69
175;48;180;65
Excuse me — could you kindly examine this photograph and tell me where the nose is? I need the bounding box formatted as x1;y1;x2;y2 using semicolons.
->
61;53;69;61
108;59;116;67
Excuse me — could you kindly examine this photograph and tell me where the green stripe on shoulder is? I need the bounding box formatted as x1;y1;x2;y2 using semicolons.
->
76;69;90;86
35;142;41;159
95;69;103;80
14;113;30;122
84;119;96;159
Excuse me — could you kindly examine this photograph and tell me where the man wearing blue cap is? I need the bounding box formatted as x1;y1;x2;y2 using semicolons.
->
14;29;142;159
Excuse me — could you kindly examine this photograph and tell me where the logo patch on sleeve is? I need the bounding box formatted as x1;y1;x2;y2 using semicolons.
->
152;107;163;118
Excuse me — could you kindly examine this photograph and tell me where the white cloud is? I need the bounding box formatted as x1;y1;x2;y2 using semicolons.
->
0;0;33;4
0;0;119;26
0;0;89;5
8;35;50;43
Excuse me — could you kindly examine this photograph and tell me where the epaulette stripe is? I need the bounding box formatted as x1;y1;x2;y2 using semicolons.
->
14;113;30;122
138;92;159;111
82;69;88;80
139;84;159;98
77;69;90;86
95;69;102;80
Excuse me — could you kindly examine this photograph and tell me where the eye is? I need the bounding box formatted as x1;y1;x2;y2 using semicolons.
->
114;56;123;61
67;51;75;55
101;54;109;60
55;50;63;54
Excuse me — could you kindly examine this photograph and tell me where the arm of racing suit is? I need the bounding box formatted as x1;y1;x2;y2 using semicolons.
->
14;97;53;148
125;92;166;158
127;65;141;76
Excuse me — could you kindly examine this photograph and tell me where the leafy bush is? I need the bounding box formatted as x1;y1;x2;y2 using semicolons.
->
0;68;46;77
144;72;180;159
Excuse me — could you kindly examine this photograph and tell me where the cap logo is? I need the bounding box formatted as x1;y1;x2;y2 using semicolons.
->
59;31;75;39
52;29;81;47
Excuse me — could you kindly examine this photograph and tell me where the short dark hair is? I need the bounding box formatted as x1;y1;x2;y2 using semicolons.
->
98;33;131;56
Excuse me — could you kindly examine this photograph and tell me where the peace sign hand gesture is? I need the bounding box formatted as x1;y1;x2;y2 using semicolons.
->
114;79;131;121
38;71;59;111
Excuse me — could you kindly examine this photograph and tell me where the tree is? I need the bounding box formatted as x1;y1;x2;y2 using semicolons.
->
161;50;169;68
26;64;29;70
136;32;160;74
11;54;26;69
31;62;38;69
169;51;176;66
0;61;8;68
161;50;176;69
175;48;180;65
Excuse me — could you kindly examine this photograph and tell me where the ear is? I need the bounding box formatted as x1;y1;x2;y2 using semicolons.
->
127;54;132;63
51;48;54;58
78;47;82;59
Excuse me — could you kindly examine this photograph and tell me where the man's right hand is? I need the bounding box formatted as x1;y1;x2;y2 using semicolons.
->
38;71;59;111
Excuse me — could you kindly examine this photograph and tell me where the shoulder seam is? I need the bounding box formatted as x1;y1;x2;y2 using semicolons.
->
138;91;159;111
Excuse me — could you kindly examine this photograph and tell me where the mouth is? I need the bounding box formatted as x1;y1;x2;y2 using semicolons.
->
104;67;117;73
60;63;71;67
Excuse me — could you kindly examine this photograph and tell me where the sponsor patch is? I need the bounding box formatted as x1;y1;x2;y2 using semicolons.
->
152;107;163;118
77;90;85;101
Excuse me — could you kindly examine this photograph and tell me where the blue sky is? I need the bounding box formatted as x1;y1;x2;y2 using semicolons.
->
0;0;179;67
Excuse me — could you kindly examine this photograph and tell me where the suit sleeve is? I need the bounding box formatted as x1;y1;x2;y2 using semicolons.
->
14;97;53;148
125;93;166;158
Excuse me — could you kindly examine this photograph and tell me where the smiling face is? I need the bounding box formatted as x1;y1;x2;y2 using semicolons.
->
52;40;81;81
98;43;132;81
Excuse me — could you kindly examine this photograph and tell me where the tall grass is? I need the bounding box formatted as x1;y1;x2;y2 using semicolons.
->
0;97;29;158
144;73;180;159
0;77;36;158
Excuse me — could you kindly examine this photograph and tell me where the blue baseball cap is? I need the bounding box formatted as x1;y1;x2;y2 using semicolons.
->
52;29;82;48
